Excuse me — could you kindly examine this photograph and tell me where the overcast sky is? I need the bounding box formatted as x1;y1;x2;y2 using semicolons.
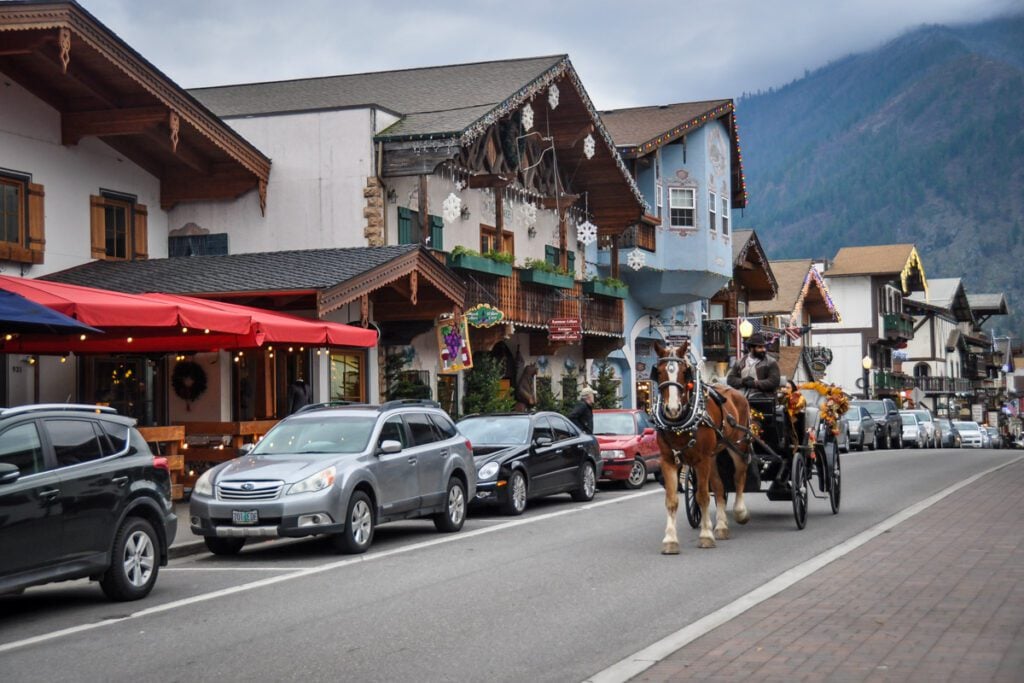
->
75;0;1020;108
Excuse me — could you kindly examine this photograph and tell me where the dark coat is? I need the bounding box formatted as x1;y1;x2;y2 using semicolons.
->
567;400;594;434
726;354;781;397
288;379;311;414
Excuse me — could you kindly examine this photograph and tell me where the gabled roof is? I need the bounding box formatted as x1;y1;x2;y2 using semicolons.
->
906;278;973;323
731;230;777;301
748;259;840;323
41;245;466;317
600;99;747;208
967;293;1009;316
0;1;270;210
826;243;927;295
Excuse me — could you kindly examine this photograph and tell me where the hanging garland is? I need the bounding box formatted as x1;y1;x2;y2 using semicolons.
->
172;360;208;404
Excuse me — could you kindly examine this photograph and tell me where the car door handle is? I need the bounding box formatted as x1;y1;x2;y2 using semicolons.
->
39;488;59;501
438;449;448;456
407;457;417;465
111;476;129;487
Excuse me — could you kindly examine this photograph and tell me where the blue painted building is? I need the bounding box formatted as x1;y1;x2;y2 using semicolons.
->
594;101;747;409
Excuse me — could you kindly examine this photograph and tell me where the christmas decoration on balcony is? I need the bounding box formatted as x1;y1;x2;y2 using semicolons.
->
576;220;598;245
442;192;462;225
521;102;534;131
548;83;560;110
516;200;538;229
583;133;596;159
627;248;646;271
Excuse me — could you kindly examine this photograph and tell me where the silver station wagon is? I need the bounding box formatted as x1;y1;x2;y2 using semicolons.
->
189;400;475;555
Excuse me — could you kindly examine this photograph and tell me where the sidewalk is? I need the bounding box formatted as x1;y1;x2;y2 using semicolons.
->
631;457;1024;682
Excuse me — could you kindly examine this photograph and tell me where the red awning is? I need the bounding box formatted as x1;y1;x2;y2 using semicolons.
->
0;276;377;354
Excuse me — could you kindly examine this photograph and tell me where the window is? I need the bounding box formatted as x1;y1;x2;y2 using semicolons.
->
669;188;695;229
0;171;45;264
379;416;407;448
532;417;554;443
99;422;132;456
549;415;577;441
428;413;458;439
544;245;575;273
90;193;147;261
44;419;105;467
0;422;45;475
405;413;440;447
397;208;444;249
480;225;513;255
656;183;663;217
709;191;717;232
721;196;730;235
330;352;364;403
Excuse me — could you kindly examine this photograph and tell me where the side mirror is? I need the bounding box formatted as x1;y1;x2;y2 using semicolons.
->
642;428;655;436
238;443;255;457
533;436;553;448
378;439;402;454
0;462;20;486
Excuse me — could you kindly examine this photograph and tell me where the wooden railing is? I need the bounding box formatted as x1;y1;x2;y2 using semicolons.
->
138;425;186;501
464;269;622;335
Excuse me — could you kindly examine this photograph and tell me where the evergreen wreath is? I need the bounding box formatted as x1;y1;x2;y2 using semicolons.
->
172;360;208;403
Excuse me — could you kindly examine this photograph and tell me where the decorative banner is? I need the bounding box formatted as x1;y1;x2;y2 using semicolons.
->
465;303;505;328
437;316;473;373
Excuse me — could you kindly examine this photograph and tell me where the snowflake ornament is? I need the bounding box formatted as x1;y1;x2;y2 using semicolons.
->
521;102;534;131
442;192;462;224
582;133;596;159
576;220;598;245
548;84;560;110
454;179;465;192
627;248;646;271
517;201;538;228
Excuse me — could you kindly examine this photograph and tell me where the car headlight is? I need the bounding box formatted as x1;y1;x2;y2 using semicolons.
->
603;449;627;459
288;466;336;495
478;462;499;481
194;469;215;497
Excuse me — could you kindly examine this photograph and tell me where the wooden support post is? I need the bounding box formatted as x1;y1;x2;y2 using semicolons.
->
495;186;504;234
418;175;429;244
611;235;620;279
559;207;568;271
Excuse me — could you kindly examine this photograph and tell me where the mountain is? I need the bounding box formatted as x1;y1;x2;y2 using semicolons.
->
737;15;1024;339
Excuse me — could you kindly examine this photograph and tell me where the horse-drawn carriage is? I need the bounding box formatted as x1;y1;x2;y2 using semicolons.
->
649;340;845;554
681;383;843;531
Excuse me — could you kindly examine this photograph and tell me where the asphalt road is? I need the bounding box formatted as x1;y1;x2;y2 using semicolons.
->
1;447;1018;682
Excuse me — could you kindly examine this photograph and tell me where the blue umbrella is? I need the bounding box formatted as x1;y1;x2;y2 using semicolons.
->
0;288;102;334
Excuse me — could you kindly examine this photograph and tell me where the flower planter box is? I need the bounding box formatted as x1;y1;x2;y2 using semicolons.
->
581;280;628;299
446;252;513;277
519;268;575;289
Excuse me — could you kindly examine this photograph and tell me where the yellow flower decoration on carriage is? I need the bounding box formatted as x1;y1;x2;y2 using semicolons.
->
749;408;765;438
799;381;850;436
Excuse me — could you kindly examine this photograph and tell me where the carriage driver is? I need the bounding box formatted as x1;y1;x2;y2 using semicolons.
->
726;332;781;399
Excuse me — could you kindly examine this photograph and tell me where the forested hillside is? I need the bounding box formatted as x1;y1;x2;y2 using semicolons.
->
737;15;1024;337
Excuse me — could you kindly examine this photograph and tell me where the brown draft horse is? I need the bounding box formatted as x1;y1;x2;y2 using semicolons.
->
653;340;752;552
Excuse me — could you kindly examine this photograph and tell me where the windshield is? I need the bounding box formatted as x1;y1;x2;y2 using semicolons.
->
855;401;884;417
900;413;918;424
953;421;979;432
251;416;377;455
937;419;952;429
593;413;636;436
458;416;531;445
912;410;932;422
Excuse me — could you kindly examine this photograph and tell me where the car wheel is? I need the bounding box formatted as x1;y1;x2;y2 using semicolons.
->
433;477;467;533
571;461;597;502
501;470;528;515
624;459;647;489
853;435;863;452
332;490;374;554
100;517;159;601
204;537;246;556
893;432;902;449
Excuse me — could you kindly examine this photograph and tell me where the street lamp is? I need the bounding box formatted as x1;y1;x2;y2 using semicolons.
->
739;319;754;339
862;355;873;399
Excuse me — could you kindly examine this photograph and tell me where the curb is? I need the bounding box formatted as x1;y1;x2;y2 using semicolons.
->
168;540;206;560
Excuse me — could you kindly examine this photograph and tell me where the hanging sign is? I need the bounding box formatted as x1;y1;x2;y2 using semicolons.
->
437;316;473;373
548;317;581;343
465;303;505;328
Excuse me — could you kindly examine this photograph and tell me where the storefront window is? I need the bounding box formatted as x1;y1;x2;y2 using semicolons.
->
636;380;652;414
437;374;458;418
330;352;363;403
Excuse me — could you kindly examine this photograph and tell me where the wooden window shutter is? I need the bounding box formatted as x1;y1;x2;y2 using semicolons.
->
397;207;412;244
567;250;575;275
133;203;148;259
90;195;106;259
429;215;444;251
545;245;559;268
27;183;45;263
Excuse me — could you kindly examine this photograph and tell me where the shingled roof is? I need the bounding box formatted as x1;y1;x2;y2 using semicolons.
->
826;244;927;295
731;230;777;300
749;259;840;323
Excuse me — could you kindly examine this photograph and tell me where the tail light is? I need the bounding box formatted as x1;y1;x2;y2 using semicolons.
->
153;456;169;472
464;438;473;451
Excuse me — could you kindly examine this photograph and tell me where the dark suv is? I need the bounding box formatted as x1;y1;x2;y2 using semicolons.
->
189;400;475;555
0;405;177;601
851;398;903;449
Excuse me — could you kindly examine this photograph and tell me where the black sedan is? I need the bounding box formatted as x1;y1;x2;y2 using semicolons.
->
456;412;601;515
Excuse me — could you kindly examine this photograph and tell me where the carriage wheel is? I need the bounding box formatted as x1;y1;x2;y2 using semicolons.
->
828;446;842;514
791;453;808;530
683;465;701;529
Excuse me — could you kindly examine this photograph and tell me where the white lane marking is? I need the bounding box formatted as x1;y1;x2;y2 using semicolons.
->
0;489;657;654
584;455;1024;683
162;567;308;572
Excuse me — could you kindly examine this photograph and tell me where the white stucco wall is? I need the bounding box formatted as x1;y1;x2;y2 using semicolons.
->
1;70;168;276
817;276;873;331
820;332;866;396
167;108;378;253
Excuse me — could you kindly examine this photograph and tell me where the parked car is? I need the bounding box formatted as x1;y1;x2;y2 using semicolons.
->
984;427;1003;449
593;409;660;489
851;399;903;449
842;405;877;452
835;415;852;453
0;404;176;601
899;411;927;448
935;418;961;448
907;409;939;447
980;427;992;449
190;400;475;555
953;421;985;448
457;411;600;515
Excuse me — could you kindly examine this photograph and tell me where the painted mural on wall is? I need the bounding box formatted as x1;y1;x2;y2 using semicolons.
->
437;316;473;373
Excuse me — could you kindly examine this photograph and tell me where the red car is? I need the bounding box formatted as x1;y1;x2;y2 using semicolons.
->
593;409;661;489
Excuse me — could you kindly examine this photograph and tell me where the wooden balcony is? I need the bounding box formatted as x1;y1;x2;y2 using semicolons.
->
463;268;622;335
617;223;657;251
882;313;914;341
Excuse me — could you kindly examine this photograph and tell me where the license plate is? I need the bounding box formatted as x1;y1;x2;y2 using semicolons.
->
232;509;259;525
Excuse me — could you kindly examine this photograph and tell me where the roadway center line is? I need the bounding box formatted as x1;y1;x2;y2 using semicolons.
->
162;567;309;572
584;455;1024;683
0;488;657;654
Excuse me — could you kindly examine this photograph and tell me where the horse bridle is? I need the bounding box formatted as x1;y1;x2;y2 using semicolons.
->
652;349;707;434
